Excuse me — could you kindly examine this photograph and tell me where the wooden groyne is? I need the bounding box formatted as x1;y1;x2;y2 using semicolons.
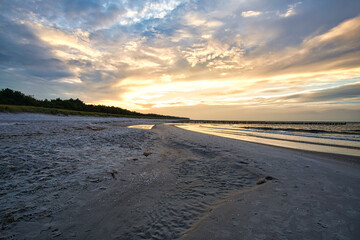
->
177;120;347;125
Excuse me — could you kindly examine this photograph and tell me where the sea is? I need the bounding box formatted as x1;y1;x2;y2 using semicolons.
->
176;122;360;157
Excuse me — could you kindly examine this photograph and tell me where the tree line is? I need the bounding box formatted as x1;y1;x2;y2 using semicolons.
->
0;88;183;119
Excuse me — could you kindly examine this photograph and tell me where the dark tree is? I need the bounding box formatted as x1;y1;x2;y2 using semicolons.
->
0;88;184;119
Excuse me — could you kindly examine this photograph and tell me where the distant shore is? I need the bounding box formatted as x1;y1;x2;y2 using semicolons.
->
1;113;359;239
179;119;349;125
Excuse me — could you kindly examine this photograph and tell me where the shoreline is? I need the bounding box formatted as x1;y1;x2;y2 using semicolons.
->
180;126;360;165
173;123;360;158
1;114;359;239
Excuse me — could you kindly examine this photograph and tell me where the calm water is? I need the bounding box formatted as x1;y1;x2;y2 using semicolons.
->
128;124;154;129
176;122;360;156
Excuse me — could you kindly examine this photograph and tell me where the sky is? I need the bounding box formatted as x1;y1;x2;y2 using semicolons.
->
0;0;360;121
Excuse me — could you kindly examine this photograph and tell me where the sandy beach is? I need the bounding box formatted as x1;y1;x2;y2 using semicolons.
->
1;114;359;239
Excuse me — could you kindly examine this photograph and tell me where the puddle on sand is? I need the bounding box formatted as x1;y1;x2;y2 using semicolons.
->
128;124;154;130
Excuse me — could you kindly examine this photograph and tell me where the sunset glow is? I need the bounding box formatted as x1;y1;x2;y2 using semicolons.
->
1;0;359;120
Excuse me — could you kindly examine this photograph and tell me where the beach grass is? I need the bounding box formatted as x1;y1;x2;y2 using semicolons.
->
0;104;162;118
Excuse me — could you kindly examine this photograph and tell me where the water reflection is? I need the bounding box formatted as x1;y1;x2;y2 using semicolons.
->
128;124;154;130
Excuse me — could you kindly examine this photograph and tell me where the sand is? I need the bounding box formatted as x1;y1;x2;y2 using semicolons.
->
1;113;359;239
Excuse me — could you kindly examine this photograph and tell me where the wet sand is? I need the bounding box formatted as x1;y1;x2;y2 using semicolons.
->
1;114;359;239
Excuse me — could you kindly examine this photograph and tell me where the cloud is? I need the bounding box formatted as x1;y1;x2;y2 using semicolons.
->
245;15;360;77
241;11;262;18
0;0;185;31
181;39;245;68
184;13;223;27
0;17;73;81
283;83;360;103
1;0;360;120
278;2;302;18
62;0;126;30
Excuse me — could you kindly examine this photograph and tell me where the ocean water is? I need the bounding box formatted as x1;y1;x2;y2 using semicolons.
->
176;122;360;156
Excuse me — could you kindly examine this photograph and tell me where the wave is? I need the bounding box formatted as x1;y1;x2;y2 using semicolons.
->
201;125;360;143
240;126;360;135
177;123;360;156
209;129;360;150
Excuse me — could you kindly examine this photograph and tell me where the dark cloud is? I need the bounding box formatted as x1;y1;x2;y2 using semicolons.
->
62;0;99;13
0;16;73;80
67;59;92;68
283;83;360;103
79;69;125;85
